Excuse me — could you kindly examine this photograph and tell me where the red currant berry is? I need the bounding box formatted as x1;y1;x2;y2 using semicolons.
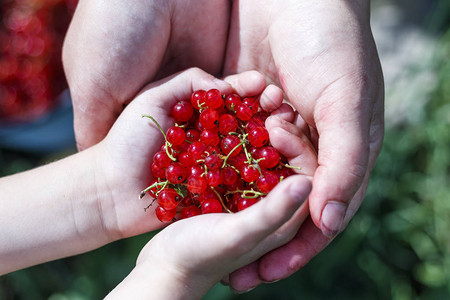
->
248;126;269;147
245;113;266;133
228;152;247;170
195;118;205;131
190;90;206;110
236;104;254;121
201;198;223;214
178;152;195;167
276;167;294;179
189;165;205;178
238;197;259;211
200;128;220;146
151;162;166;179
222;166;238;186
227;193;241;212
242;97;259;114
206;145;221;156
256;146;280;169
241;164;260;183
206;88;223;109
157;188;180;210
225;93;241;111
188;141;207;161
199;108;220;129
180;205;201;219
256;170;279;193
187;175;207;194
155;206;177;223
218;114;238;135
206;169;223;187
227;177;246;192
166;126;185;145
198;188;218;203
179;194;196;207
185;129;200;143
205;154;222;170
153;151;171;168
166;162;187;184
221;135;242;157
171;100;193;122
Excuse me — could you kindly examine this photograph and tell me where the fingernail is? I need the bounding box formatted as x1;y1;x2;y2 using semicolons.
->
262;278;281;284
231;286;257;294
321;201;346;237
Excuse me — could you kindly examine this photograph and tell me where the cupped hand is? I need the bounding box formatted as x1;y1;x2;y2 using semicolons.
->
224;0;384;289
63;0;231;150
125;175;312;299
94;68;277;241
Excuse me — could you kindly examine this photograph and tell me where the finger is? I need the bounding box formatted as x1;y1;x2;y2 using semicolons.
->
265;116;318;176
310;101;371;237
136;68;232;109
259;84;284;112
270;105;313;141
223;71;266;97
73;99;120;150
229;261;262;293
225;176;311;254
258;217;331;282
220;275;230;286
269;103;295;123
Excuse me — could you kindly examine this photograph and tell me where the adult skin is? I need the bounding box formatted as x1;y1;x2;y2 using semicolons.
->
223;0;384;289
63;0;231;150
63;0;384;292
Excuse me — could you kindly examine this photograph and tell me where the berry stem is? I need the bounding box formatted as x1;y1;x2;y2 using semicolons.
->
221;141;245;168
226;189;267;199
139;180;169;199
142;114;176;161
281;163;302;170
142;114;166;138
211;187;233;214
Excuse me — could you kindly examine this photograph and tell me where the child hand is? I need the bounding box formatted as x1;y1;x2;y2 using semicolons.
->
93;68;285;241
106;174;312;299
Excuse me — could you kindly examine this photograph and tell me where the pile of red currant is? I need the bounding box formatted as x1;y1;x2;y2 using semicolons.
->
140;89;299;223
0;0;77;122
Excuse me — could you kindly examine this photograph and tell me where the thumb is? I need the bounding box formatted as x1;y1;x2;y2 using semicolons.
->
72;94;120;150
310;105;370;237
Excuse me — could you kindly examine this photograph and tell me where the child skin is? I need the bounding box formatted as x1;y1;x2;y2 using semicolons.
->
0;68;317;297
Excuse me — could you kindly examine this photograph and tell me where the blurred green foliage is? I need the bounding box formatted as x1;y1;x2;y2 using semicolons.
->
1;8;450;300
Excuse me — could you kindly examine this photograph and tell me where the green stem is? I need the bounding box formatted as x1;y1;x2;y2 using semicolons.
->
139;180;169;199
142;114;176;161
211;187;233;214
221;141;245;168
281;163;302;170
226;189;267;199
142;114;166;139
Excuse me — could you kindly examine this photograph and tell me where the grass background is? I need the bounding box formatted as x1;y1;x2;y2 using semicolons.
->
1;0;449;299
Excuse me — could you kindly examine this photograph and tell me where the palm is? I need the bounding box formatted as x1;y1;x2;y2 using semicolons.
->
98;85;176;238
94;69;273;240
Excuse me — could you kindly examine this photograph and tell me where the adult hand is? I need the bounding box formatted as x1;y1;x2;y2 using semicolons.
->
224;0;384;289
63;0;231;150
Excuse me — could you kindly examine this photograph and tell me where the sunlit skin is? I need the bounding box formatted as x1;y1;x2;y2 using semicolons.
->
63;0;384;292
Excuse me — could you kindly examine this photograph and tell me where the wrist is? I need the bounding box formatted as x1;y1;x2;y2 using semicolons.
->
0;146;113;274
106;250;214;300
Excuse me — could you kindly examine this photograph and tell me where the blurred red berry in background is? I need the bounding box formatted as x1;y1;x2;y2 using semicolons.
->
0;0;78;122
